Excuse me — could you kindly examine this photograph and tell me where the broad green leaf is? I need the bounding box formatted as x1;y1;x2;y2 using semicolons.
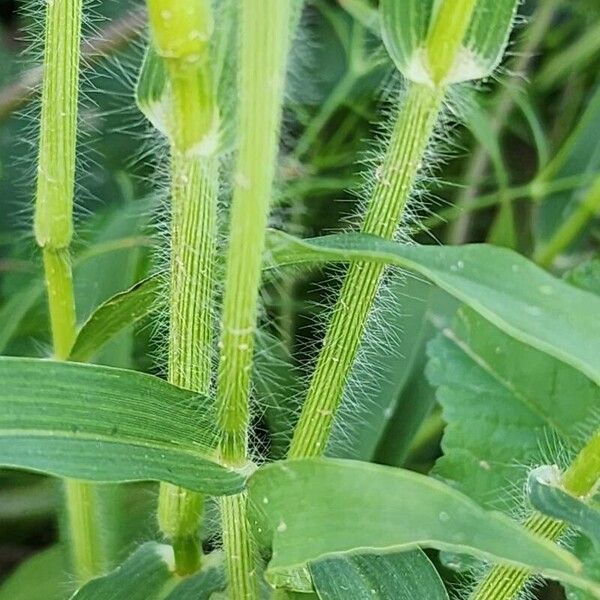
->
0;357;244;495
528;466;600;552
265;229;600;385
310;551;449;600
71;544;226;600
380;0;518;85
428;307;599;512
70;275;161;363
0;546;65;600
247;458;600;595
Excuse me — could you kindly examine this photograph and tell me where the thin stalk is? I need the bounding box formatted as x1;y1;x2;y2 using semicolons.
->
147;0;219;575
289;0;481;459
447;0;559;244
157;154;218;574
470;428;600;600
34;0;105;583
216;1;295;597
534;174;600;268
289;83;444;458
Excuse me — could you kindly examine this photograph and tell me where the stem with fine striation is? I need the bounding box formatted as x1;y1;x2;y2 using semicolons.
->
34;0;105;584
288;83;444;458
288;0;481;461
216;1;296;597
471;428;600;600
147;0;219;575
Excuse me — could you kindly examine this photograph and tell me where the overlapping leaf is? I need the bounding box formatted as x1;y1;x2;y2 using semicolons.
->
428;308;599;512
266;229;600;385
0;357;244;495
247;458;600;596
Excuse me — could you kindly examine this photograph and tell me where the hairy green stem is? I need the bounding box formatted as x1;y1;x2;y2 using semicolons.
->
147;0;219;575
216;1;296;596
33;0;106;583
535;174;600;268
471;428;600;600
157;154;218;574
289;83;444;458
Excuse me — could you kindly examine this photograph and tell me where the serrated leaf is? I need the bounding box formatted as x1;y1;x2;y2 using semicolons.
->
71;543;226;600
70;275;161;363
528;466;600;552
380;0;518;85
265;229;600;386
428;307;599;512
310;551;449;600
0;357;244;495
247;458;600;596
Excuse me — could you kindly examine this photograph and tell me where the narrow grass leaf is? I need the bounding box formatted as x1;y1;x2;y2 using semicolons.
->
0;357;244;495
71;543;225;600
70;274;161;362
247;458;600;595
528;466;600;551
265;229;600;385
310;551;449;600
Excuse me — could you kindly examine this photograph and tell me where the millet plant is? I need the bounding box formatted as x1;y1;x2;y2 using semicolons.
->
0;0;599;599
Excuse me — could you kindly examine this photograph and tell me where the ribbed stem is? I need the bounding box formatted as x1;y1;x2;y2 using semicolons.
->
147;0;220;573
216;1;295;597
34;0;105;584
471;428;600;600
157;155;218;574
289;84;444;458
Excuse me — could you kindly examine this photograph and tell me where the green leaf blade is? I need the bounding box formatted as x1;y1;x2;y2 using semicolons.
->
0;357;244;495
310;551;449;600
247;458;600;594
70;274;161;363
266;230;600;385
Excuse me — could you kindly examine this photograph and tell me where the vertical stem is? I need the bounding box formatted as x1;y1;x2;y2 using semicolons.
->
217;1;295;596
534;174;600;268
147;0;219;575
34;0;105;584
471;427;600;600
289;84;444;458
157;154;218;574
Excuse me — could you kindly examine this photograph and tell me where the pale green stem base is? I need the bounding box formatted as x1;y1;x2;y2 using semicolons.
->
289;84;444;458
471;428;600;600
219;493;258;600
63;480;107;583
44;249;106;583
